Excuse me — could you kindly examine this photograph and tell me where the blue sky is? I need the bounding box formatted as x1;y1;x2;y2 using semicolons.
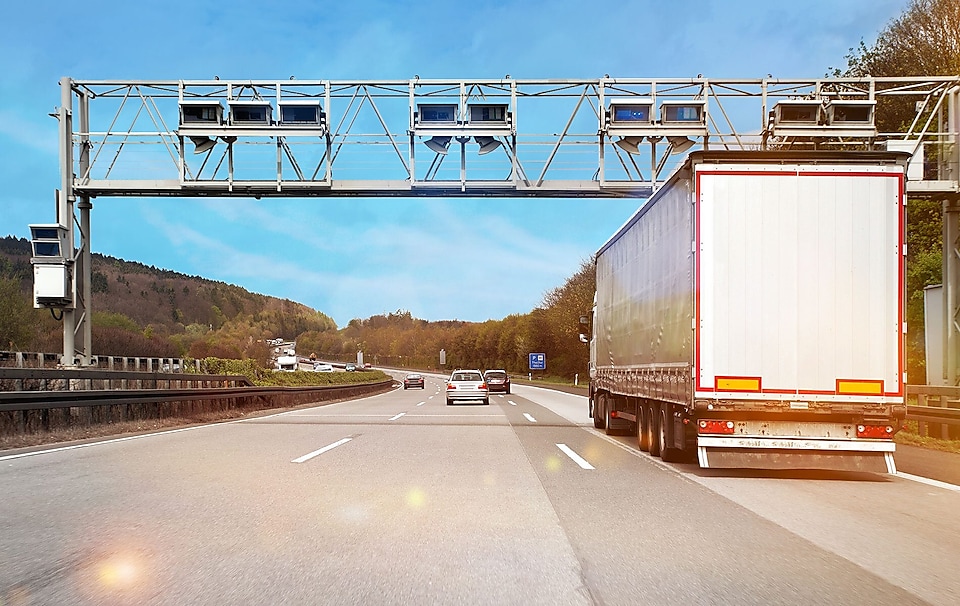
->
0;0;907;327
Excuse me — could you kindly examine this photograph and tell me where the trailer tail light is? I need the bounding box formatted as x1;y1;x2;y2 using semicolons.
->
479;383;488;390
446;383;455;390
857;424;895;439
698;419;735;434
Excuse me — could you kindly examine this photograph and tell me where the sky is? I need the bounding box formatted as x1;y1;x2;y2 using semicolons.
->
0;0;909;328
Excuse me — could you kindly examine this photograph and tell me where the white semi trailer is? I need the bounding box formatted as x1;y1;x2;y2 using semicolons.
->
276;355;299;372
586;151;907;473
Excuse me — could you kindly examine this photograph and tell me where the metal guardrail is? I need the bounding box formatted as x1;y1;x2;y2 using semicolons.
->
905;385;960;439
0;350;189;372
0;381;392;413
0;364;395;439
0;367;249;390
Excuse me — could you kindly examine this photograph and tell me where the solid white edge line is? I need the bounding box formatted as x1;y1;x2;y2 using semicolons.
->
523;413;537;423
0;424;211;462
0;385;400;462
292;437;352;464
557;443;595;470
897;471;960;492
389;412;406;421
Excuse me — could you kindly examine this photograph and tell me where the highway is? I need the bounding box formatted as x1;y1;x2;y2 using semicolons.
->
2;375;958;605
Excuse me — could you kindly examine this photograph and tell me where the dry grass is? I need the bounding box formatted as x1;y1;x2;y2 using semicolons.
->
0;409;252;451
896;421;960;454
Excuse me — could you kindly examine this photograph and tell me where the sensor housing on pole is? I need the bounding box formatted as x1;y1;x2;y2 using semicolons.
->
29;224;73;309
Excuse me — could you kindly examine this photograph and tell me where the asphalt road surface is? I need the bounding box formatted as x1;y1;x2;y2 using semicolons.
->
2;376;958;605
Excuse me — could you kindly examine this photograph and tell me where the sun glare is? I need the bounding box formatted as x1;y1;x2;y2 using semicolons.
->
406;487;426;509
98;555;140;590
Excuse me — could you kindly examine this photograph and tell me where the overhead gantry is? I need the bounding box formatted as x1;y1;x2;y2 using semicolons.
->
31;75;960;368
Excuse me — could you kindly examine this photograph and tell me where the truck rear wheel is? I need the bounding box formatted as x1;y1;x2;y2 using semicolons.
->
637;404;650;451
592;394;605;429
647;403;660;457
659;405;683;463
603;394;628;436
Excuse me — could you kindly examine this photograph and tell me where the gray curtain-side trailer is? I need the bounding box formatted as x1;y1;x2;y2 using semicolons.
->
587;151;908;473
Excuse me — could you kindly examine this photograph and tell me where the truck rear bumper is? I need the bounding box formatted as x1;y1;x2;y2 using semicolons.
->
696;437;897;474
697;436;895;452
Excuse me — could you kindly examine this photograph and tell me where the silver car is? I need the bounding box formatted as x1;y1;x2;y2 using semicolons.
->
446;369;489;405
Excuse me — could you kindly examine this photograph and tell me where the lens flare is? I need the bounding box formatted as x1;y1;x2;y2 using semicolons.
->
406;488;426;509
545;456;562;472
98;556;140;589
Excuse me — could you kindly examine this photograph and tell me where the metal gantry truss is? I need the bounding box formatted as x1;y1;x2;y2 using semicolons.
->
43;75;960;368
62;76;960;199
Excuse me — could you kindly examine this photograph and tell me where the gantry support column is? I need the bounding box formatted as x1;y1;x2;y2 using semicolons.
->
57;77;93;367
57;77;77;367
945;200;960;384
942;86;960;384
76;85;93;366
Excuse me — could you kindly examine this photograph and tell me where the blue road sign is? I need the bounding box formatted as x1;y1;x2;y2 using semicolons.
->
529;352;546;370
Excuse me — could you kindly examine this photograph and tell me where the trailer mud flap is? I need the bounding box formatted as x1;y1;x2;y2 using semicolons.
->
698;447;897;474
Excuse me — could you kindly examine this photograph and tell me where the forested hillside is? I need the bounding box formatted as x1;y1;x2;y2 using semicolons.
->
0;236;336;365
0;233;595;379
296;260;595;379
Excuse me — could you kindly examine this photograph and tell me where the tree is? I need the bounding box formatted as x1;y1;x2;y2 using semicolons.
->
837;0;960;78
833;0;960;134
0;278;38;350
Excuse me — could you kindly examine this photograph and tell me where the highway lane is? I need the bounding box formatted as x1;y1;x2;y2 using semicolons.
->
0;376;956;605
512;383;960;606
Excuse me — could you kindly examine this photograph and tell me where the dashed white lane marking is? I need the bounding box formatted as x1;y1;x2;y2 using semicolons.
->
523;413;537;423
557;443;595;470
407;414;502;418
286;414;396;418
292;437;352;464
417;402;425;407
389;413;406;421
508;400;517;406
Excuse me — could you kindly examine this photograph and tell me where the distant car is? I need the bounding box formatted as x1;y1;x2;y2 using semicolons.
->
345;363;357;372
483;369;510;394
403;373;425;389
364;363;372;369
446;369;489;405
313;363;334;373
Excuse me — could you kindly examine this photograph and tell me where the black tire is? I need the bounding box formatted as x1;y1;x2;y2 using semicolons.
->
403;386;408;390
659;405;683;463
592;394;605;429
637;403;650;451
647;403;661;457
604;394;624;436
483;398;490;405
446;399;453;406
506;387;511;394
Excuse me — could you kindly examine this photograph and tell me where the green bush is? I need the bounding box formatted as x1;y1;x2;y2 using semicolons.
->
186;356;389;387
258;370;389;387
